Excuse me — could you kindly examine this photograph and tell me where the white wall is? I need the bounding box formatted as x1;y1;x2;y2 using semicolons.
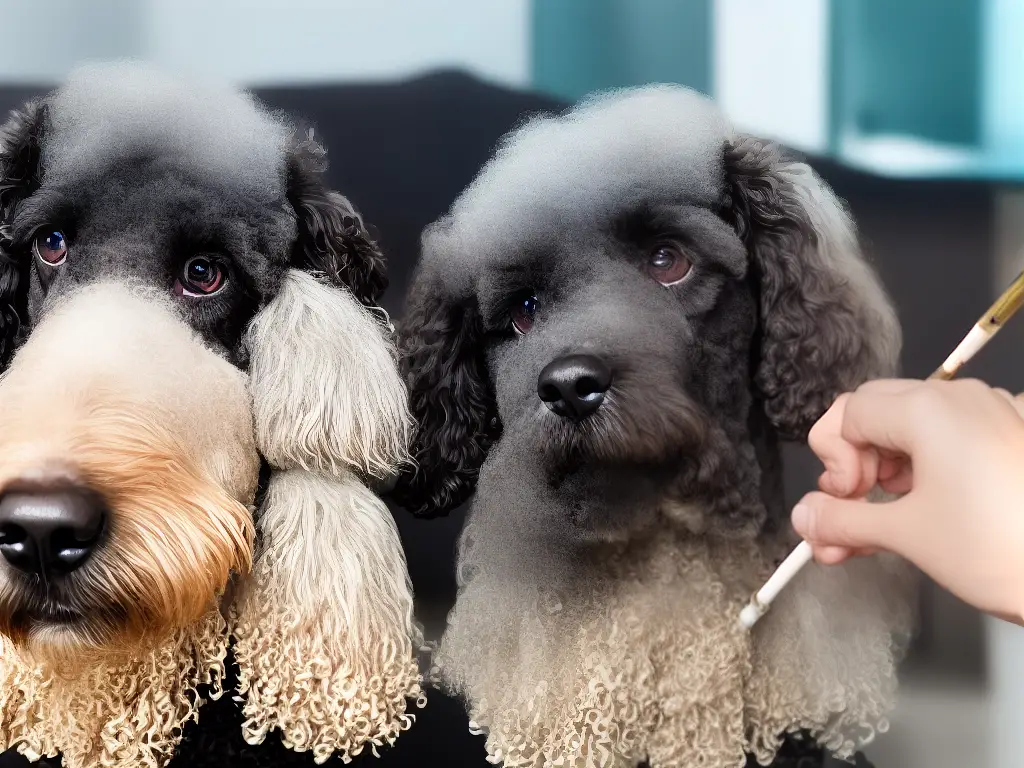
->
712;0;830;154
0;0;530;88
143;0;530;87
0;0;146;83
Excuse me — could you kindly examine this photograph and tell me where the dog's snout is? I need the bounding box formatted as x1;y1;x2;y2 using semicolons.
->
0;485;107;577
537;354;613;421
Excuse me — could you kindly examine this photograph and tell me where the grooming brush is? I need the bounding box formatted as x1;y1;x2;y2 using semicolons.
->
740;267;1024;630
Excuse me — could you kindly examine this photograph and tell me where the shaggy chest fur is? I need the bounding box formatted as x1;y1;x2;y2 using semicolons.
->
434;488;914;768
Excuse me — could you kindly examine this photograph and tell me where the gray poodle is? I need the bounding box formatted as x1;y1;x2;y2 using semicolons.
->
0;62;421;768
393;85;917;768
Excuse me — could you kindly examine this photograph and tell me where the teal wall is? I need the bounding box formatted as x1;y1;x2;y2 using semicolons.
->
529;0;1024;178
531;0;712;103
831;0;983;147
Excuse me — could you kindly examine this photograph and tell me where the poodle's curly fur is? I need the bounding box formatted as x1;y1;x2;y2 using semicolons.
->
394;85;915;768
0;62;422;767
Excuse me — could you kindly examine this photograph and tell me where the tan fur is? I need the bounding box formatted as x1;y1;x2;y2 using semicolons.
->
229;468;426;764
0;283;259;766
0;282;257;662
246;269;412;480
436;521;915;768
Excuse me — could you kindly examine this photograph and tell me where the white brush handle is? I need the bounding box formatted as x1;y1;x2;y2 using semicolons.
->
739;541;813;629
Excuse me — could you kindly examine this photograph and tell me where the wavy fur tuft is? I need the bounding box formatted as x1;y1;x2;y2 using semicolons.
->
230;469;425;764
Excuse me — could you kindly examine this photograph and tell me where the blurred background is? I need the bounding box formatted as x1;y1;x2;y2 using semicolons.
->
0;1;1021;767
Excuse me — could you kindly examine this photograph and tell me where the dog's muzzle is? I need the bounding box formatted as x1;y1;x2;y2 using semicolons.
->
0;282;258;659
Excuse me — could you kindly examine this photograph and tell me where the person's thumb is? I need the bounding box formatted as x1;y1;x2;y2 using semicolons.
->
791;491;909;554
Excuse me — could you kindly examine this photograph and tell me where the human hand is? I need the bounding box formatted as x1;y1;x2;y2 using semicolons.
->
791;378;1024;624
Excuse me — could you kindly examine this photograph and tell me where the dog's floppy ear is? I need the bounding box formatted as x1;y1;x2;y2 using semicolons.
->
233;271;423;759
723;136;901;440
390;265;501;518
286;127;387;309
0;101;45;369
230;138;424;757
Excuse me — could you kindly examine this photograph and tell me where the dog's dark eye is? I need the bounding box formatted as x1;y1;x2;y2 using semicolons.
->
646;243;692;286
510;294;538;335
175;255;226;298
33;231;68;267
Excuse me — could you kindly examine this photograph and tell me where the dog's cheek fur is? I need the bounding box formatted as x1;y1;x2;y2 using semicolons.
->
391;278;500;517
246;268;411;480
229;469;425;763
725;136;901;439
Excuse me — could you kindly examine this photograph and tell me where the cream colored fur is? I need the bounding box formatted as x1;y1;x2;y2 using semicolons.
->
0;270;420;765
246;268;412;480
0;610;230;768
236;270;423;762
229;469;425;764
436;517;915;768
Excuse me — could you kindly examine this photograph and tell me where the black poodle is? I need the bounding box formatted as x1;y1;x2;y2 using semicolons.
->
0;62;424;767
394;85;917;768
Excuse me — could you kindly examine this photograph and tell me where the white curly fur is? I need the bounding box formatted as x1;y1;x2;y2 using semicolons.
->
437;512;915;768
230;468;425;764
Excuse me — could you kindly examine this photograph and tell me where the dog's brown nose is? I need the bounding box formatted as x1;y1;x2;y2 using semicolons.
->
0;485;107;577
538;354;613;421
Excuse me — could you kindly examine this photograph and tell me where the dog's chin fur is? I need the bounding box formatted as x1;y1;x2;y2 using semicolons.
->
229;469;426;764
0;608;230;768
436;490;915;768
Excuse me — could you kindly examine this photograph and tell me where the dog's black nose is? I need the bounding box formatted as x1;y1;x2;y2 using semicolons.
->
0;486;107;577
537;354;613;421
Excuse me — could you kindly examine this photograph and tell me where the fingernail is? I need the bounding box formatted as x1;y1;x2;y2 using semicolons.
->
791;503;811;534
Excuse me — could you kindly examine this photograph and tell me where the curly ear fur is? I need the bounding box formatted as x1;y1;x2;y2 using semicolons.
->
0;102;45;369
723;136;901;440
236;269;422;758
390;271;501;518
287;128;388;308
245;268;411;480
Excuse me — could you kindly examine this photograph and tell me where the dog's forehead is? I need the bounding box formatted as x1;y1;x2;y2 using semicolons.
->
427;84;732;277
39;61;292;204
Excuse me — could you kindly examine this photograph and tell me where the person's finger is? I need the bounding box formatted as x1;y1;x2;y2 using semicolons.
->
1011;391;1024;419
810;382;921;497
839;380;941;456
792;491;913;553
809;394;862;496
814;545;853;565
880;466;914;495
810;544;881;565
